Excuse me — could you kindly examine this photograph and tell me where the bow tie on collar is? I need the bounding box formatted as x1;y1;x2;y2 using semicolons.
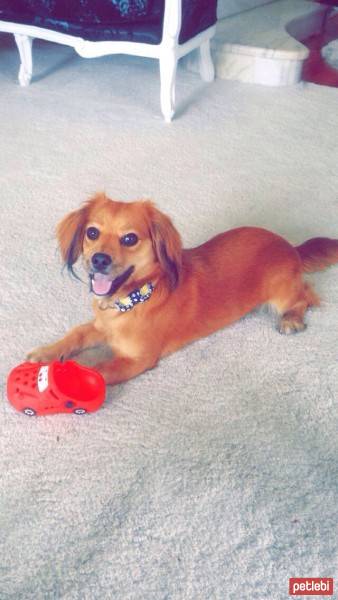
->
98;283;154;312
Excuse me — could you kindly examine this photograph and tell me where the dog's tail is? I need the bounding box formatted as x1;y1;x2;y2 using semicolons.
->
295;237;338;273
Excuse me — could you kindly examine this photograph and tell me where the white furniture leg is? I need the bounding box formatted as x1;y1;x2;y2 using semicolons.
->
0;10;216;120
14;34;33;86
199;39;214;82
159;51;177;123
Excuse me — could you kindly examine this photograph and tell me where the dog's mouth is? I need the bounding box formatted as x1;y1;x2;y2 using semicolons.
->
90;266;135;297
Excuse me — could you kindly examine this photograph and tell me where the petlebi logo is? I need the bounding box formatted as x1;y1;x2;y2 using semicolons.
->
289;578;334;596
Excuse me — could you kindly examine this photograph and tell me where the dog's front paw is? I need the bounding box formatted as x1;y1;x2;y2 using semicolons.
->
26;345;65;363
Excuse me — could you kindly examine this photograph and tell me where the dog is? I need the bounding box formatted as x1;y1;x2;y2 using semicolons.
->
27;193;338;384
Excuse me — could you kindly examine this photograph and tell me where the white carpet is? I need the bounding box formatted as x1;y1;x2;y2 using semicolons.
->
1;34;338;599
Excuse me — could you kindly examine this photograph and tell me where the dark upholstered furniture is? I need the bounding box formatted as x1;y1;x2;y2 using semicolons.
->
0;0;217;120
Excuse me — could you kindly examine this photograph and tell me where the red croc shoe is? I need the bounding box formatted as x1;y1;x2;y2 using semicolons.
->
7;360;106;416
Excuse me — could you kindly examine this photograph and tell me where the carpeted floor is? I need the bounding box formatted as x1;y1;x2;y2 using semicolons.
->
1;33;338;599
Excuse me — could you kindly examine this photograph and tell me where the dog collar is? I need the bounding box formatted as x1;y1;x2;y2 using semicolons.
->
98;283;154;312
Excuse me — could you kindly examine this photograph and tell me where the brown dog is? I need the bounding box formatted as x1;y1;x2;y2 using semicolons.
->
27;193;338;384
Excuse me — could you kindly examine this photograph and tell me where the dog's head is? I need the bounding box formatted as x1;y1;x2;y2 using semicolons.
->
57;193;182;296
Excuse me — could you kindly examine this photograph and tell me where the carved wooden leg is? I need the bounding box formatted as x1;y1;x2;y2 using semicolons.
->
199;39;215;82
14;34;33;86
159;50;177;123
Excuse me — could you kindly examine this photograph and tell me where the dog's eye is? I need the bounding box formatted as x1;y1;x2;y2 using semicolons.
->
120;233;139;247
86;227;100;240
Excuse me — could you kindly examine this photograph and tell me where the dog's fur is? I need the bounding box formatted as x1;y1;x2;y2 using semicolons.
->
27;193;338;384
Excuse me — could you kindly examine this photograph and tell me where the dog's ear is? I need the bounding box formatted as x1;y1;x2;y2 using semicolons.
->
145;202;182;289
56;206;88;276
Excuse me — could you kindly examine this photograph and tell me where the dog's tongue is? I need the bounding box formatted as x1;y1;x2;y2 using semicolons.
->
92;273;113;296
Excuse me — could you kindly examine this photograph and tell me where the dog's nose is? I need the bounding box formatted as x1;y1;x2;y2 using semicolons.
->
91;252;112;272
